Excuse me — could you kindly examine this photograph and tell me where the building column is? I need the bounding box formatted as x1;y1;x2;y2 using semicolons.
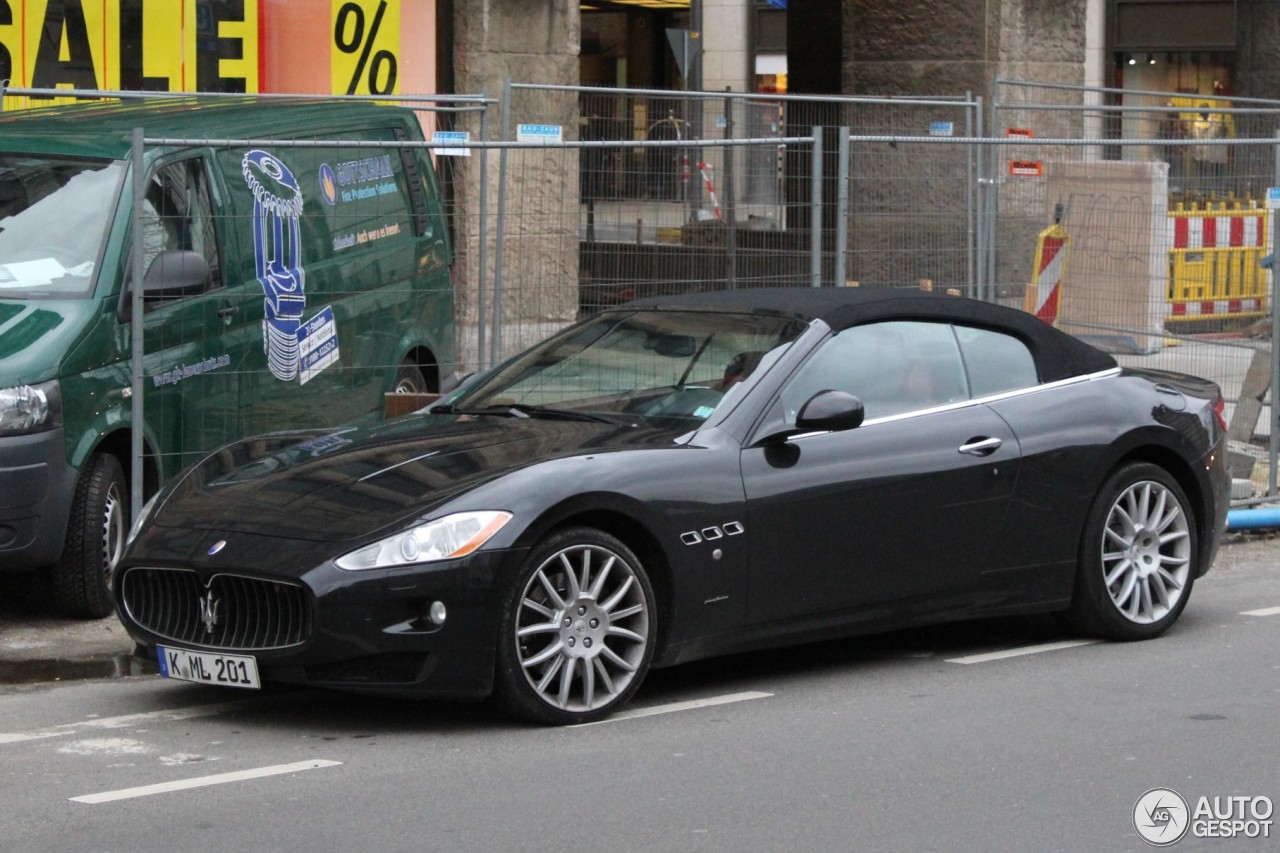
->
700;0;750;93
450;0;581;369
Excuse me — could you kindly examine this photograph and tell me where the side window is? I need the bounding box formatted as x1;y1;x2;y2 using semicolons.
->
955;325;1038;397
780;320;969;422
139;158;221;299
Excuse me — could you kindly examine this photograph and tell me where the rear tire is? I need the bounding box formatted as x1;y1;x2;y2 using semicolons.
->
494;527;656;725
1063;462;1197;641
52;453;127;619
393;358;428;394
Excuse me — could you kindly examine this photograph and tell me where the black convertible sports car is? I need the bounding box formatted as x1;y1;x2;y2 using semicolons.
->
115;288;1230;724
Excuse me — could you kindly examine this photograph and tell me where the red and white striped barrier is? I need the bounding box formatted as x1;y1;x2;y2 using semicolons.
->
1169;212;1266;250
1169;298;1266;317
1027;225;1068;325
695;161;721;220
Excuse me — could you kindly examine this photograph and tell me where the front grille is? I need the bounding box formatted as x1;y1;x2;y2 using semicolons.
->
121;567;313;650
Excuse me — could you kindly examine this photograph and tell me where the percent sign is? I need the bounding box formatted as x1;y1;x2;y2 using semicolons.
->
334;0;398;96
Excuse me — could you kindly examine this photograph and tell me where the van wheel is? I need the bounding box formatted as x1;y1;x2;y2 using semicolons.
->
393;358;428;394
52;454;126;619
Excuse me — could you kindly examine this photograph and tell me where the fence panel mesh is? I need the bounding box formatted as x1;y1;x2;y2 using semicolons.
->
5;83;1278;507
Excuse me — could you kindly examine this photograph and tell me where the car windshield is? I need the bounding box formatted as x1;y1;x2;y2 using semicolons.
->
0;155;124;298
453;309;806;426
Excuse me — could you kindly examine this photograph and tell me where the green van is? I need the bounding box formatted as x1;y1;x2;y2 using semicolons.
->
0;96;454;617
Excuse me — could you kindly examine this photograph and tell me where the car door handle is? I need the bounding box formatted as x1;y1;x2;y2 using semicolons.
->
217;304;239;321
958;437;1002;456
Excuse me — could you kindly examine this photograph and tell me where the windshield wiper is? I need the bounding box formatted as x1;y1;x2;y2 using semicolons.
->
453;403;629;426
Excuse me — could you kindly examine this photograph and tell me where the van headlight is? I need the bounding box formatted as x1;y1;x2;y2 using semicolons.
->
0;380;60;435
335;511;513;571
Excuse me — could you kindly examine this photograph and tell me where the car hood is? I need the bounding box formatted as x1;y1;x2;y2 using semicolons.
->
154;413;684;542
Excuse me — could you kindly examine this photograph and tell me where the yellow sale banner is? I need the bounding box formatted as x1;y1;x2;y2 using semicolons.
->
0;0;432;104
331;0;400;96
0;0;259;96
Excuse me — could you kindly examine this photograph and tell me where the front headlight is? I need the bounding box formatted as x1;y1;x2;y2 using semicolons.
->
335;510;513;571
0;380;60;435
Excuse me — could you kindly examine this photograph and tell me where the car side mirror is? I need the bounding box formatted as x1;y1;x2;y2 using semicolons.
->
142;250;210;301
795;390;865;433
756;389;865;445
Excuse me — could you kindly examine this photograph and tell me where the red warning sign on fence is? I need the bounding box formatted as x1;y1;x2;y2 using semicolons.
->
1009;160;1044;177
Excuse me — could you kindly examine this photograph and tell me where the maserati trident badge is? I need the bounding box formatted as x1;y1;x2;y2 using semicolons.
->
199;590;220;634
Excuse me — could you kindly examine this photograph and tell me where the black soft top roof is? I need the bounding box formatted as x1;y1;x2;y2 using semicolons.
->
621;286;1117;382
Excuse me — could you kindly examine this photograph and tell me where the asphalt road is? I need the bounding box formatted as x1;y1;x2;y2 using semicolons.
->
2;535;1278;853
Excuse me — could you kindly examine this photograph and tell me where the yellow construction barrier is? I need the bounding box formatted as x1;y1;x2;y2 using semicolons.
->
1167;201;1269;323
1023;223;1069;325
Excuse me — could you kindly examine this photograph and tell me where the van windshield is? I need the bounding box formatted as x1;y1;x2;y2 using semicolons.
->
0;155;124;298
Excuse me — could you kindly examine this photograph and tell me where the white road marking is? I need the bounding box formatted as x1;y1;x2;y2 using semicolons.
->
569;691;773;727
69;759;342;804
1241;606;1280;617
0;700;258;747
66;701;259;730
57;738;151;757
946;639;1099;665
0;732;66;745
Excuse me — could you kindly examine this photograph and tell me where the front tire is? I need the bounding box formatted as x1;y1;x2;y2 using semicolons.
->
495;527;656;725
52;453;127;619
1064;462;1197;641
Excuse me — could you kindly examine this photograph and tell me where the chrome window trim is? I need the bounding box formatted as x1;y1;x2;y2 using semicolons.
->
786;366;1122;441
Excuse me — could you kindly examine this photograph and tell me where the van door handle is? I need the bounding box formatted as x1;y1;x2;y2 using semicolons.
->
217;304;239;322
958;437;1002;456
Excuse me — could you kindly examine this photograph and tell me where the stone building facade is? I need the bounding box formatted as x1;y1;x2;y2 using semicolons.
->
444;0;1280;365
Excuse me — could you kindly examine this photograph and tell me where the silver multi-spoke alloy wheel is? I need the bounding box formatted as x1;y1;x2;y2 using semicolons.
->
514;540;651;716
102;479;126;587
1066;462;1198;641
1101;479;1191;624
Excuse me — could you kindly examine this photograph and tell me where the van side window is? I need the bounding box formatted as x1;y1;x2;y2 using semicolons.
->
139;158;221;301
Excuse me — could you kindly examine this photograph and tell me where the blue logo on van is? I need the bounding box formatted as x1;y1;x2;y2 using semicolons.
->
242;149;309;382
318;164;338;206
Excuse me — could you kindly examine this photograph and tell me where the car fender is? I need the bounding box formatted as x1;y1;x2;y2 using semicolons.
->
456;449;753;656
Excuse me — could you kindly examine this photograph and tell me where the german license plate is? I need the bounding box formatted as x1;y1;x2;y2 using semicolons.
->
157;645;260;690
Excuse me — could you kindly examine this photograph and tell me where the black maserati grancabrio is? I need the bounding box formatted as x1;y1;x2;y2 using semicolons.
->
115;288;1230;724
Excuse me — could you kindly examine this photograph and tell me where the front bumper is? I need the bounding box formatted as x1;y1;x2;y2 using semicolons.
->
117;544;528;699
0;428;77;570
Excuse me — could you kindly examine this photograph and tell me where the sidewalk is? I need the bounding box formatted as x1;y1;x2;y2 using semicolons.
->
0;573;139;685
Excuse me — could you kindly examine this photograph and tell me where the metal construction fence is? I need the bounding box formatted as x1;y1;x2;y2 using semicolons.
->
6;83;1280;512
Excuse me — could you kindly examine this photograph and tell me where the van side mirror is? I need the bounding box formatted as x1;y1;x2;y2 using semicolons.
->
142;250;210;301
